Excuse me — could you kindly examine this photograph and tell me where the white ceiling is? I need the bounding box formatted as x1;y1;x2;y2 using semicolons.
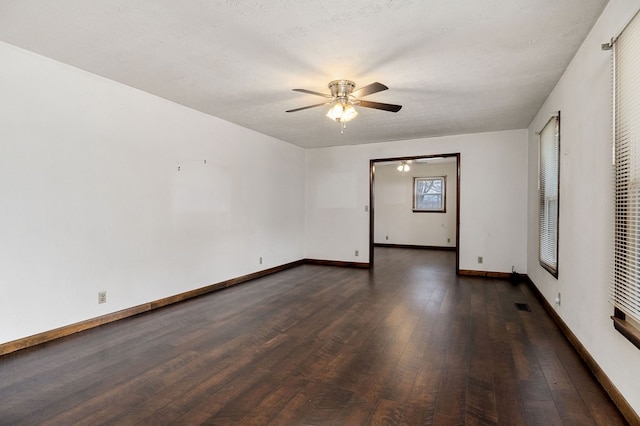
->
0;0;608;148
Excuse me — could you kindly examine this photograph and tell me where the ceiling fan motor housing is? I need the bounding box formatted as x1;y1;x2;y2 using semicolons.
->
328;80;356;99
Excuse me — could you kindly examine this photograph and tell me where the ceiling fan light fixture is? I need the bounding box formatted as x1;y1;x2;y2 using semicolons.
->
326;101;358;122
340;104;358;122
397;161;410;172
326;102;345;121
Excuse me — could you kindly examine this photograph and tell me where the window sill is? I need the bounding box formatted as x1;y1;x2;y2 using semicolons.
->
539;262;558;279
611;315;640;350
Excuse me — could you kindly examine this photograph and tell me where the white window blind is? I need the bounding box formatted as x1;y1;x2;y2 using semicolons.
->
612;11;640;324
539;114;560;277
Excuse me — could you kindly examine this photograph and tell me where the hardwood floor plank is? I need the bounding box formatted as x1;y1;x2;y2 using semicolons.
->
399;356;442;424
524;400;564;426
485;282;529;425
465;282;498;425
370;398;405;425
274;381;327;425
237;375;308;424
433;277;472;422
334;397;377;425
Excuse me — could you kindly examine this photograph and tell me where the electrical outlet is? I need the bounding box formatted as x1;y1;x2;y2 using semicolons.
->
98;291;107;304
259;256;263;264
555;292;561;306
478;256;483;264
364;205;369;212
385;235;389;240
355;250;359;257
447;238;451;243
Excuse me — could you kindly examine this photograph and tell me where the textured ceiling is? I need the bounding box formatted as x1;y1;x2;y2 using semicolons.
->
0;0;608;148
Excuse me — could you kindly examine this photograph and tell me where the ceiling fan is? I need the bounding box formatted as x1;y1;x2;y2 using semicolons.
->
286;80;402;132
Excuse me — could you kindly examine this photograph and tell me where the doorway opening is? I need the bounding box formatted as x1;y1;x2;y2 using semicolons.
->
369;153;460;273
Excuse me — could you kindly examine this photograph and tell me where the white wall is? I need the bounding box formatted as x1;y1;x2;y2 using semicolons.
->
305;129;528;273
0;42;306;344
374;161;457;247
526;0;640;415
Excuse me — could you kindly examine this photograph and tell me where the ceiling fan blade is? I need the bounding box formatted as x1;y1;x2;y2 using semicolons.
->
351;82;388;98
358;100;402;112
292;88;332;98
286;102;329;113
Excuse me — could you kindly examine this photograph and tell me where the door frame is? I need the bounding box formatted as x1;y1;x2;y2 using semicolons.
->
369;153;461;273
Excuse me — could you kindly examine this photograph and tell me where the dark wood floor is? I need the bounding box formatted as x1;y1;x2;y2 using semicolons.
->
0;248;626;425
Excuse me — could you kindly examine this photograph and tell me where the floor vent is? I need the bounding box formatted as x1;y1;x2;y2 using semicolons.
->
514;303;531;312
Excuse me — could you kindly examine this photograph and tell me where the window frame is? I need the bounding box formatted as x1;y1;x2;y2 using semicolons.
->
413;176;446;213
538;113;560;278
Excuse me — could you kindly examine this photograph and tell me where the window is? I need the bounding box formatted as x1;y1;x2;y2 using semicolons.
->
413;176;446;212
538;114;560;277
611;10;640;348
